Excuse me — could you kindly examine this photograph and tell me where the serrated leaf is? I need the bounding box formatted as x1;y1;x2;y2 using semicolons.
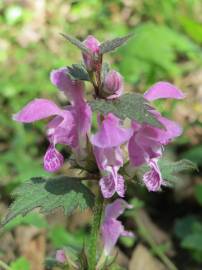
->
159;159;197;182
68;64;90;81
61;33;91;55
99;33;133;54
90;93;162;128
1;176;94;226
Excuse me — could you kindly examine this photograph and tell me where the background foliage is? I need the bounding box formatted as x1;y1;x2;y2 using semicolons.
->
0;0;202;269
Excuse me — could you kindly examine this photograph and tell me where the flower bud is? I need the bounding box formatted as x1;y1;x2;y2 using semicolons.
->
56;250;67;264
82;35;100;71
103;70;123;98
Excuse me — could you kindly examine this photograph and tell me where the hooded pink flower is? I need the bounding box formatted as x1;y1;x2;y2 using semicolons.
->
13;68;92;172
101;199;134;256
92;114;133;198
91;113;133;149
128;82;185;191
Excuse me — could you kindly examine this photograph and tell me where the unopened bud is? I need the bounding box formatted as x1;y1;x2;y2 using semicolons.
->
82;35;100;71
56;250;67;264
103;70;123;98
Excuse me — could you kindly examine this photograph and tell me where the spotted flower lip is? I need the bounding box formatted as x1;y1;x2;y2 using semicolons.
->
94;146;125;198
101;199;134;256
143;158;164;192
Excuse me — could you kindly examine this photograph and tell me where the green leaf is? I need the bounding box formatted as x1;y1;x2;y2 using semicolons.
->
179;16;202;44
194;184;202;205
10;257;30;270
116;23;198;83
120;236;135;248
159;159;197;182
68;64;90;81
90;93;163;128
99;33;133;54
174;216;199;239
45;258;61;269
48;226;84;249
3;212;48;232
1;176;94;226
182;145;202;166
182;233;202;252
61;33;91;55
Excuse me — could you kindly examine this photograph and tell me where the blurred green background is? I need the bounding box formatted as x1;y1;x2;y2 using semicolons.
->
0;0;202;269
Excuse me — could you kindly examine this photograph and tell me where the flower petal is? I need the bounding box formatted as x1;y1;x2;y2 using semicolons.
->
101;219;124;256
99;170;125;199
105;199;133;220
47;109;78;148
93;146;123;171
144;82;185;101
91;114;133;148
100;175;116;198
101;199;134;256
128;133;147;166
43;144;64;172
143;159;163;191
50;68;84;105
13;99;63;123
155;115;182;143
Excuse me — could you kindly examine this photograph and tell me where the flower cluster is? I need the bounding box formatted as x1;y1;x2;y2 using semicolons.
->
13;35;185;257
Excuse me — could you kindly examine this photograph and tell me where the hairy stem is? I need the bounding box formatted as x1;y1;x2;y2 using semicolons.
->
88;189;104;270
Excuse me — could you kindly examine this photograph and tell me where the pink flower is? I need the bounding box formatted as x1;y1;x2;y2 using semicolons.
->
128;82;185;191
56;250;67;264
50;67;85;106
101;199;134;256
13;68;92;172
91;114;133;149
103;70;123;99
82;35;100;71
94;146;125;198
143;158;165;191
91;114;132;198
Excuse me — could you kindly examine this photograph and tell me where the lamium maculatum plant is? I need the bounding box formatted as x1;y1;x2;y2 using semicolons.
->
1;33;196;270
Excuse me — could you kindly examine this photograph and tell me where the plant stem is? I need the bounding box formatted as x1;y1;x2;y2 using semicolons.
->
88;189;104;270
134;210;178;270
0;260;11;270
